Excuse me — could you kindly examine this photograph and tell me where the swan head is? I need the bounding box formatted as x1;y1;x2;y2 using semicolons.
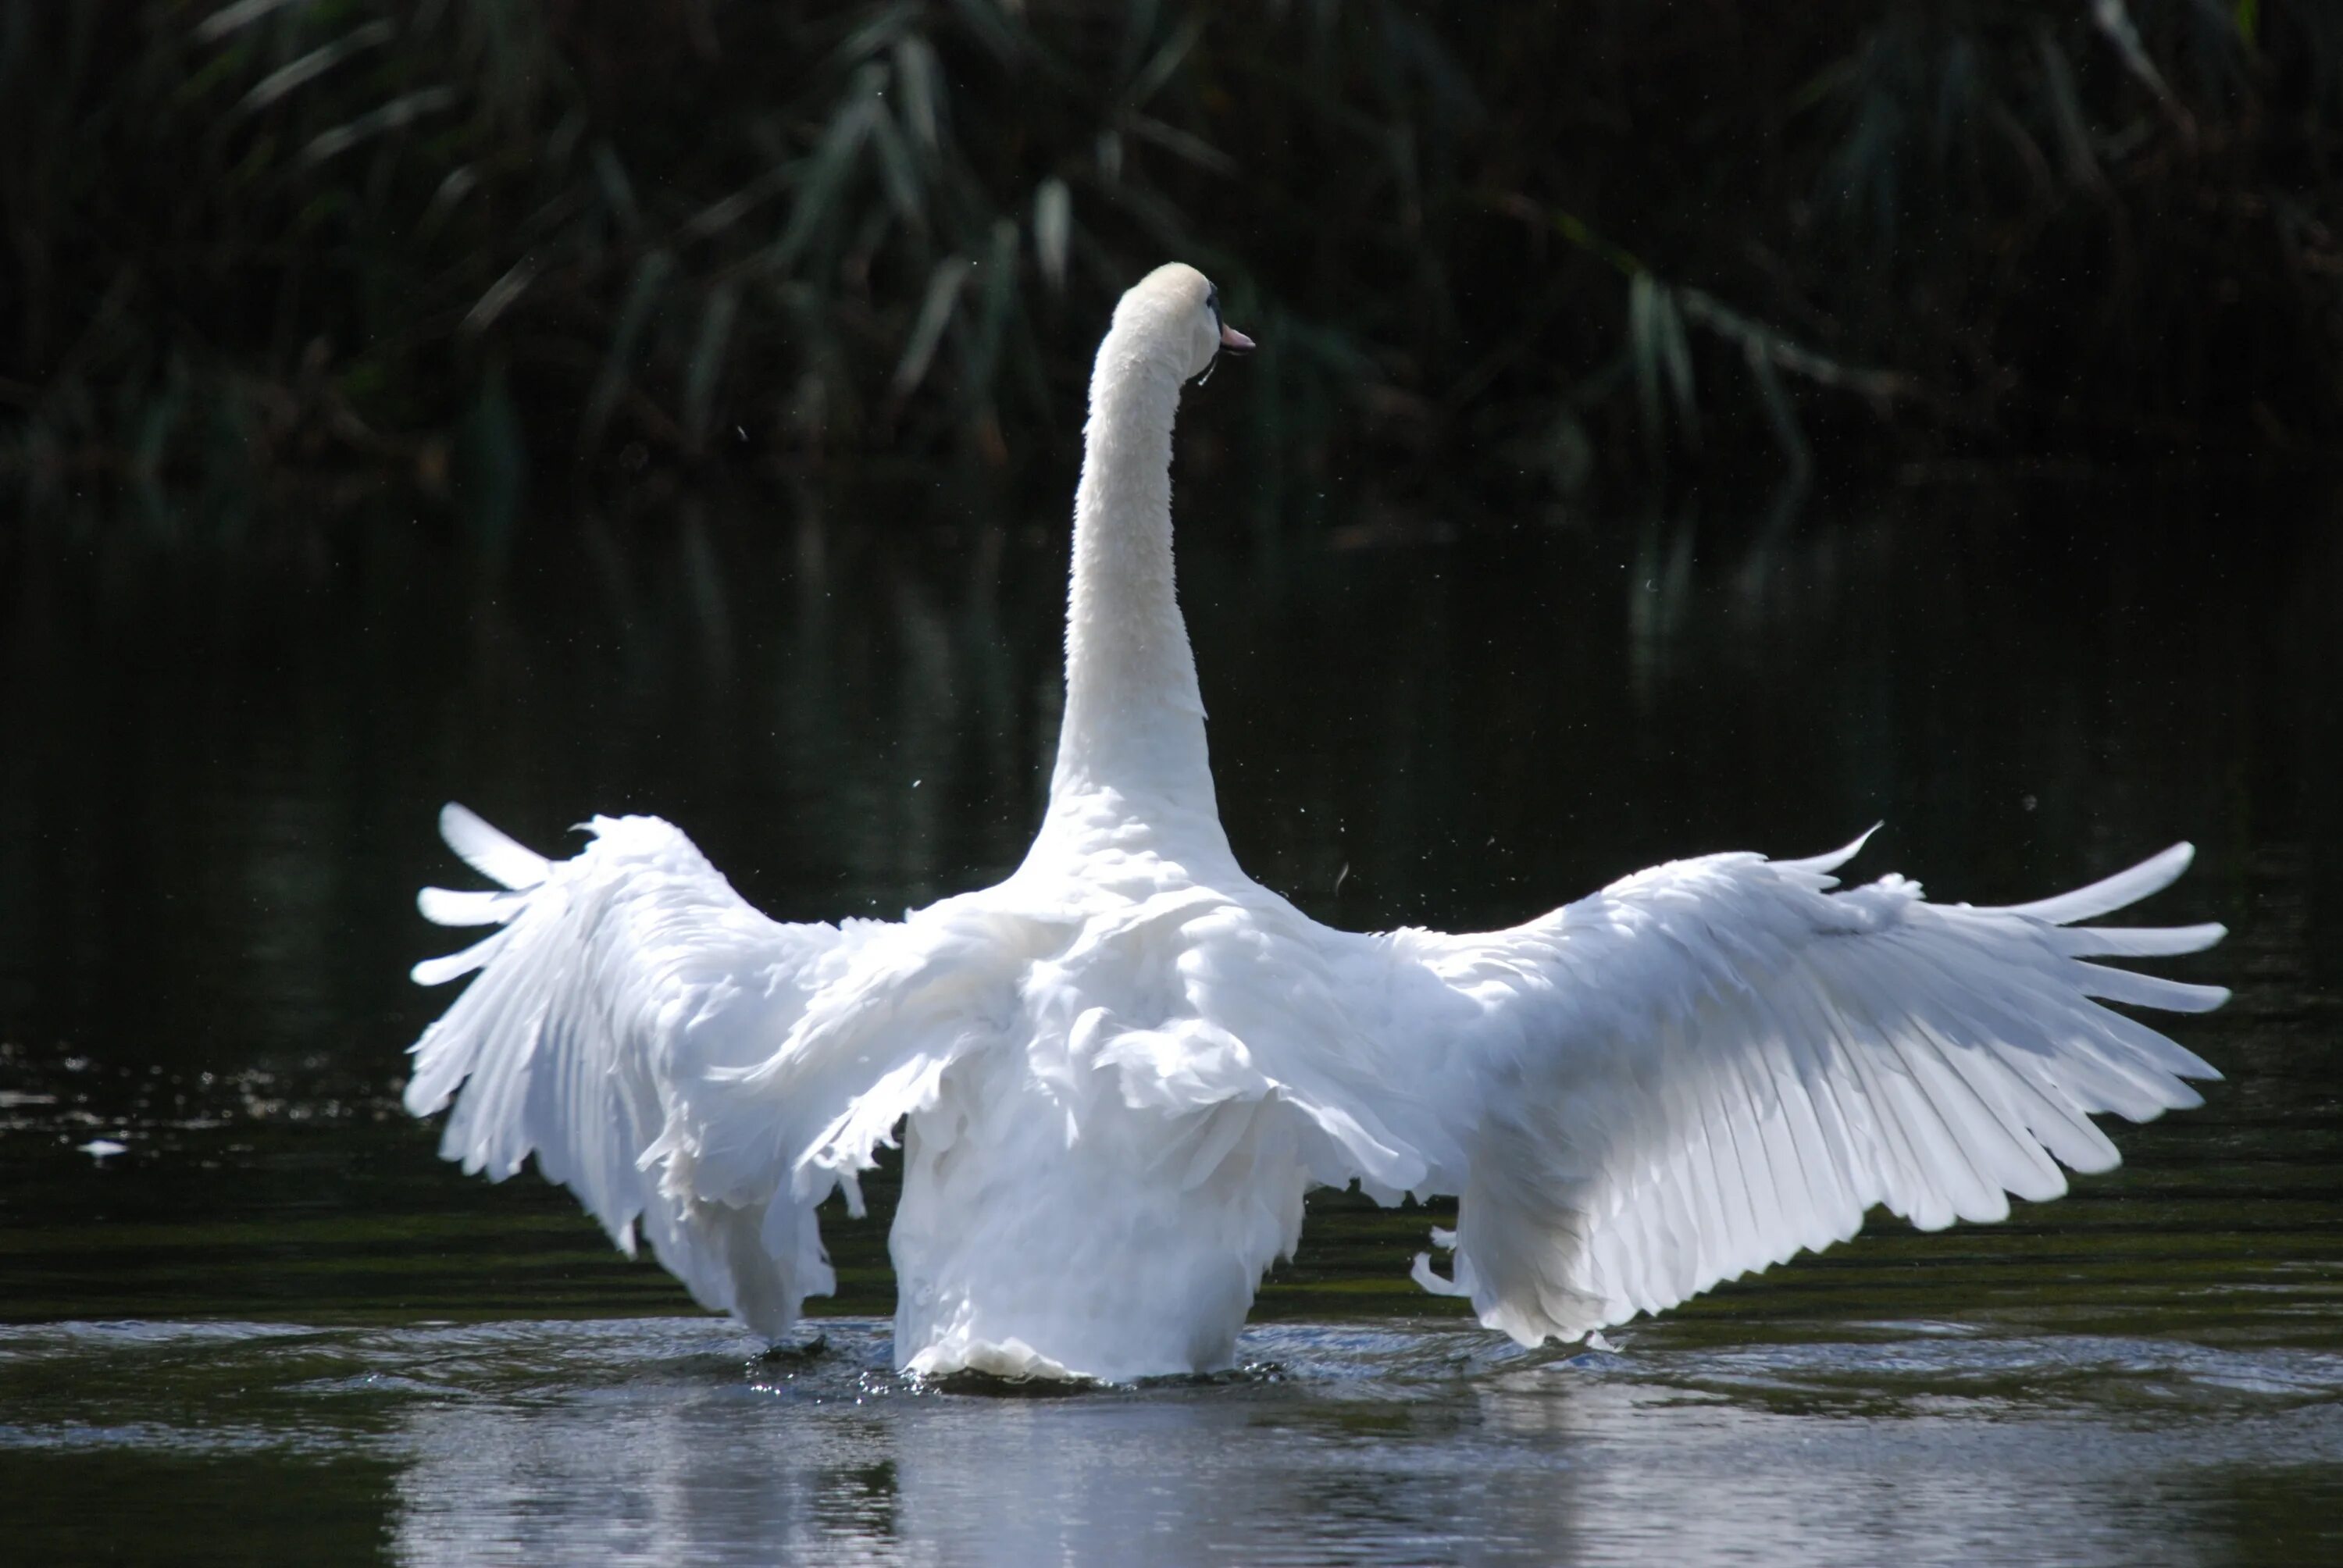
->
1117;262;1254;383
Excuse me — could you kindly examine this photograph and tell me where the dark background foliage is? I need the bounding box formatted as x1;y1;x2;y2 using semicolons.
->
4;0;2337;515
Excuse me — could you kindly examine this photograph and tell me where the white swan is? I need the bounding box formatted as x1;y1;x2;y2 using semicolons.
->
405;263;2227;1382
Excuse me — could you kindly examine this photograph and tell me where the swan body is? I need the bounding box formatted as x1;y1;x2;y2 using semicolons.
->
405;263;2227;1381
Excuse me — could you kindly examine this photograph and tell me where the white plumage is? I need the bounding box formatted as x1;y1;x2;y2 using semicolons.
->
405;263;2225;1381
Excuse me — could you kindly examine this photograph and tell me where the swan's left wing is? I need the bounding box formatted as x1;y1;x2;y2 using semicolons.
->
1371;836;2227;1345
403;805;972;1340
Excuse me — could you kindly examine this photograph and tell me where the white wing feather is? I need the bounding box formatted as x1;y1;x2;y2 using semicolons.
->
404;804;907;1338
1381;840;2226;1345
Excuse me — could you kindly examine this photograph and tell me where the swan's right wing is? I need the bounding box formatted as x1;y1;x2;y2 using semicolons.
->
1371;838;2227;1346
405;805;901;1338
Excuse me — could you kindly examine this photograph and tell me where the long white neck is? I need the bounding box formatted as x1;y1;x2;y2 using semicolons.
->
1041;315;1221;843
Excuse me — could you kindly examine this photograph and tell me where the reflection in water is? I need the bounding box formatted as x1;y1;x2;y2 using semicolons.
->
387;1324;2331;1566
3;1318;2316;1566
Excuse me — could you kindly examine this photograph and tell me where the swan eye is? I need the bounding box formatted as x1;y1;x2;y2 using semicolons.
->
1193;283;1225;383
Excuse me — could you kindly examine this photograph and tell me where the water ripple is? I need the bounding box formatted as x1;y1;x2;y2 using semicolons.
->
4;1312;2337;1568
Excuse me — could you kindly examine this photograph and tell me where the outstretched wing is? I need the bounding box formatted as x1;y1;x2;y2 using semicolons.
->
1377;836;2227;1345
404;804;900;1338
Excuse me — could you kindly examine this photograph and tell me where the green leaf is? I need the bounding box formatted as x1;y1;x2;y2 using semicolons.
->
892;256;970;398
964;217;1019;400
1745;340;1810;477
301;87;460;167
591;143;640;235
944;0;1025;65
892;34;943;151
1033;177;1072;292
683;283;741;452
682;167;792;244
2088;0;2181;116
765;68;883;273
459;256;538;337
1656;284;1698;449
583;250;676;447
1122;112;1235;176
866;97;925;230
194;0;307;45
1126;13;1205;110
1628;272;1664;462
237;21;395;115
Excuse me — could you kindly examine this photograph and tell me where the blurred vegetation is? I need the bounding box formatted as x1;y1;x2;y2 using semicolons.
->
3;0;2339;519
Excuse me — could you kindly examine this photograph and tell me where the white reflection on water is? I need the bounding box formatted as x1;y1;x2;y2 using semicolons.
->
3;1315;2339;1561
369;1320;2343;1567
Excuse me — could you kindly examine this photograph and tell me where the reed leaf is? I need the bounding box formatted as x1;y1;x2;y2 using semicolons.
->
460;255;537;337
1034;177;1072;292
1629;272;1664;463
301;86;459;166
583;249;676;448
892;257;971;400
893;34;943;151
194;0;305;45
683;283;740;454
237;20;394;116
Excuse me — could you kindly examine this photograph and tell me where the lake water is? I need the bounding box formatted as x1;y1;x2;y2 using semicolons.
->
2;474;2338;1563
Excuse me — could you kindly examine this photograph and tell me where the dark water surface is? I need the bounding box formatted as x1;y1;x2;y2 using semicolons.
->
2;478;2338;1563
